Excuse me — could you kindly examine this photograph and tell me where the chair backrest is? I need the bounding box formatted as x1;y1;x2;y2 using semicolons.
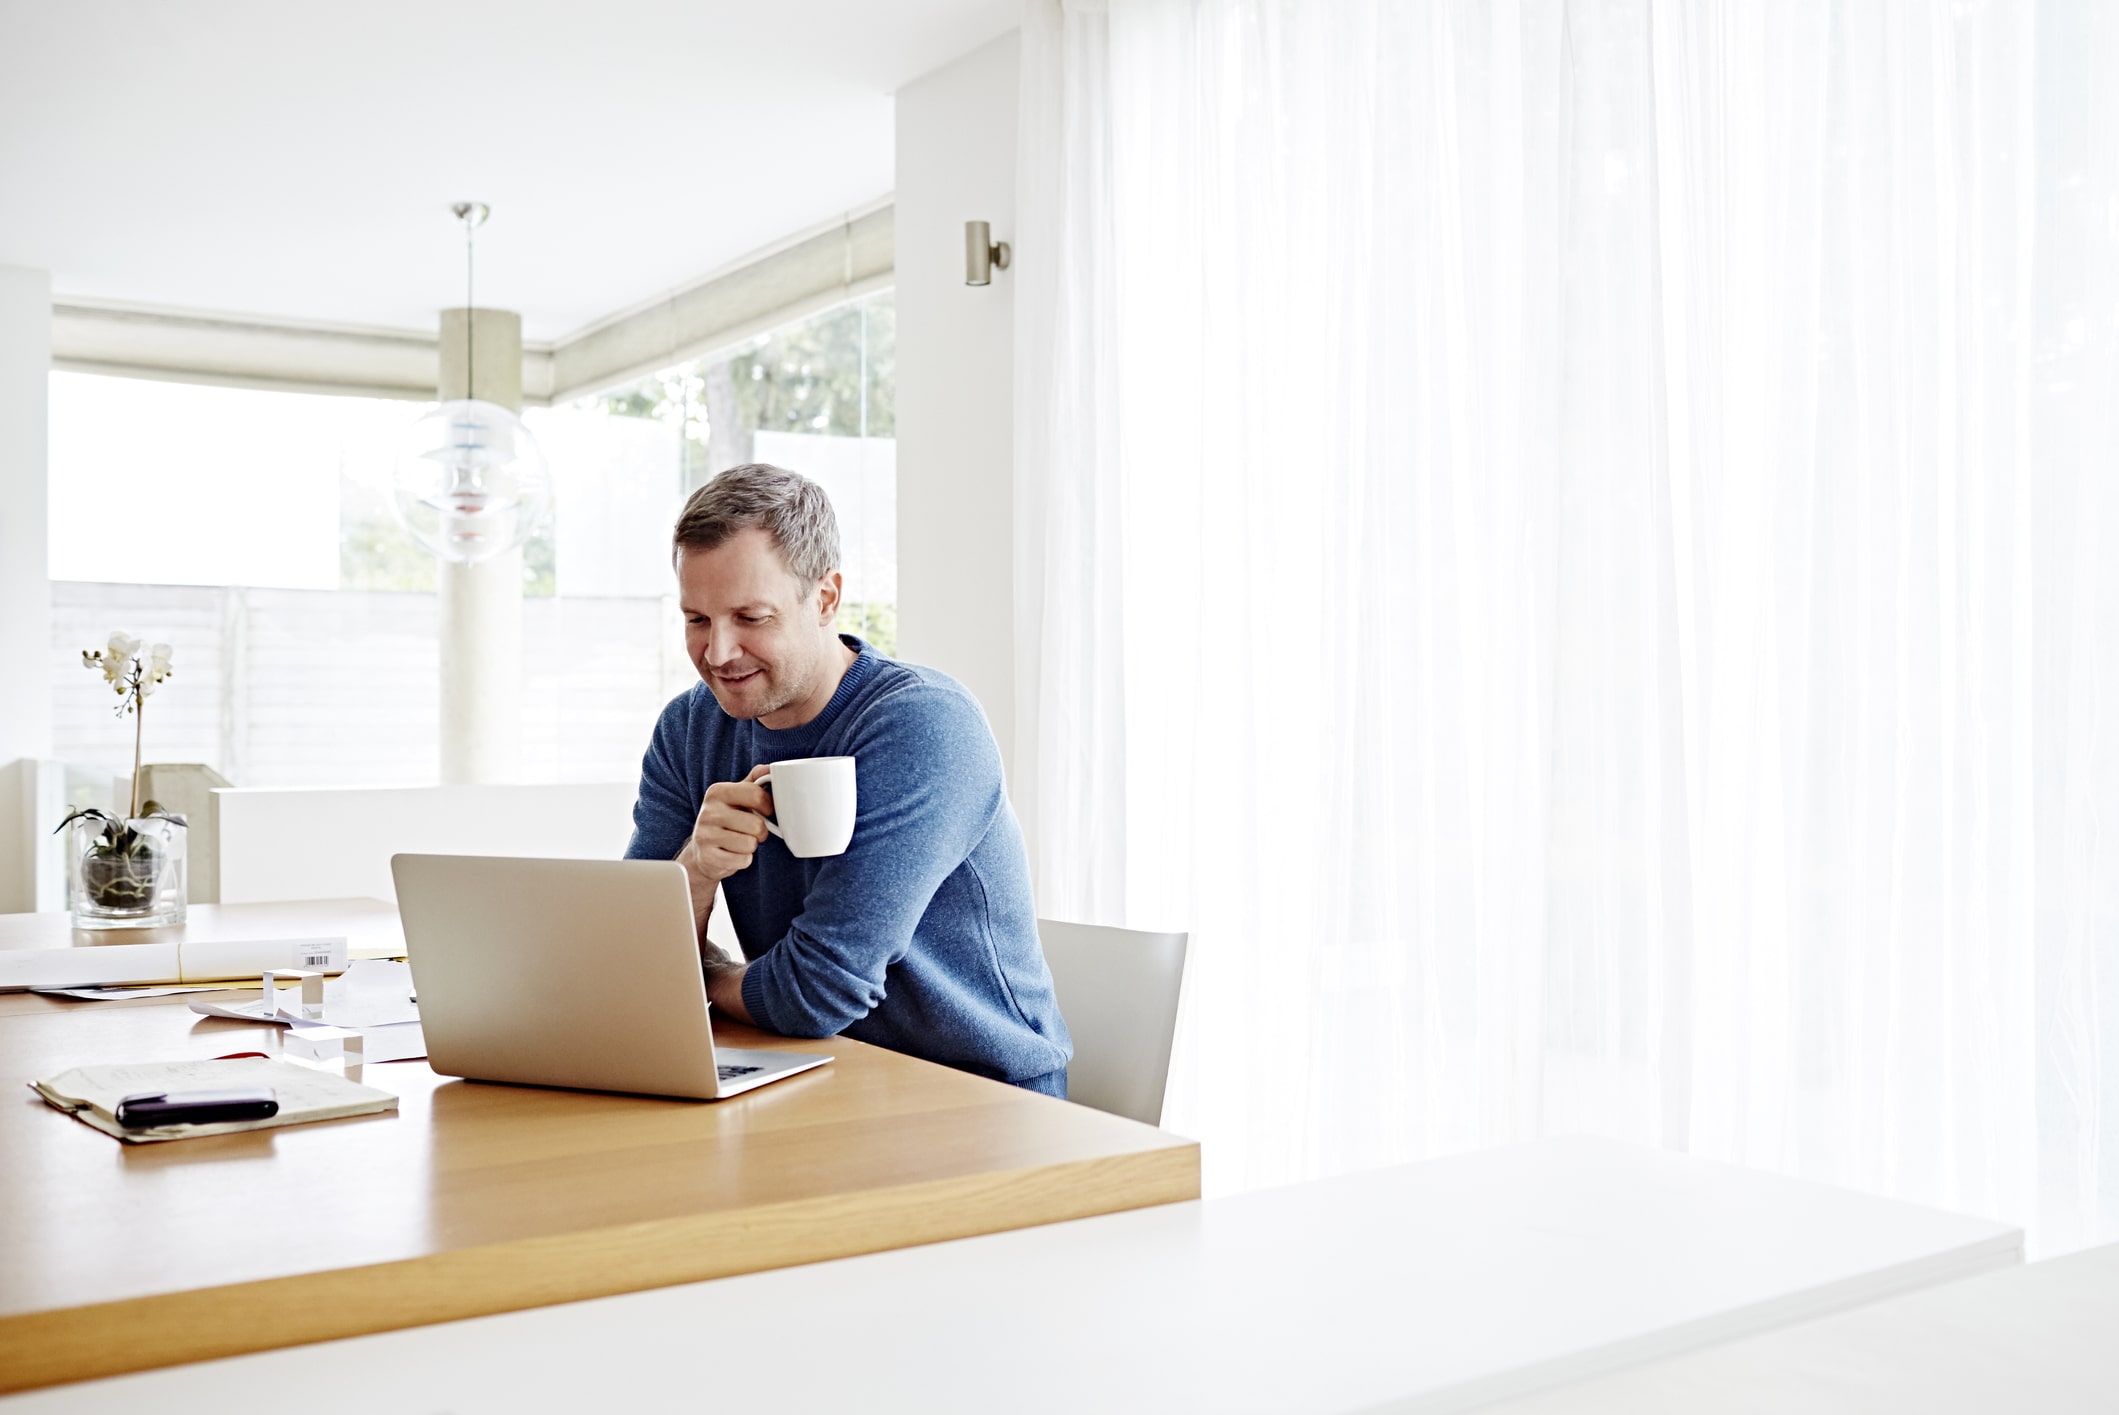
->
1037;918;1189;1127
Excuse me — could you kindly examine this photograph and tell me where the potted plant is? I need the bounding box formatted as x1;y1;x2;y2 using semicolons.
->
56;633;188;928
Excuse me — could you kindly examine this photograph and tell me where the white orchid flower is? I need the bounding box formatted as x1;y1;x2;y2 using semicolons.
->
78;628;178;820
82;631;149;703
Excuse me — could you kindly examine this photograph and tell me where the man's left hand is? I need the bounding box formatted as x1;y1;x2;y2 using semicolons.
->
706;961;755;1025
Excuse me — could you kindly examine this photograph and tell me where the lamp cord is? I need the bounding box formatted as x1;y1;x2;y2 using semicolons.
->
464;214;476;403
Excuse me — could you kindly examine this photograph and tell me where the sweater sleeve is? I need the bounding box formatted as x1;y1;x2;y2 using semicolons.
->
624;691;699;861
740;683;1002;1038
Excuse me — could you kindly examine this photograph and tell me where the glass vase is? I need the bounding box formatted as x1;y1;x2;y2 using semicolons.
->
69;815;187;929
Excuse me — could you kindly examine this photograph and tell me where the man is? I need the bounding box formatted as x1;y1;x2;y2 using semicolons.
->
626;463;1073;1096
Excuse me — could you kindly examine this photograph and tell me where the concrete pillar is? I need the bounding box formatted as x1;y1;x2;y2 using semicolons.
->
436;307;524;785
0;265;52;910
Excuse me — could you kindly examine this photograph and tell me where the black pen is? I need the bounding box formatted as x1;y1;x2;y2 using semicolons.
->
115;1088;279;1129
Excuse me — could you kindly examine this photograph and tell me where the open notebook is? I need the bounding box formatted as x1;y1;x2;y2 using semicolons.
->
32;1056;397;1143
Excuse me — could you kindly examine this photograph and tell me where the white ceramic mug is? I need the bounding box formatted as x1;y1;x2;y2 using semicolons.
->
756;756;857;858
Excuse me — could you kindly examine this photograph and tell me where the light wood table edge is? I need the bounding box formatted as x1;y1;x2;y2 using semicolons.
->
0;1138;1200;1394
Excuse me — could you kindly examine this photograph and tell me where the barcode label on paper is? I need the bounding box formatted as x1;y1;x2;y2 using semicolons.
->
296;947;334;969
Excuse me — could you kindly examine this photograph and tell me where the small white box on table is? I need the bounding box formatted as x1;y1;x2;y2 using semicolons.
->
284;1024;364;1064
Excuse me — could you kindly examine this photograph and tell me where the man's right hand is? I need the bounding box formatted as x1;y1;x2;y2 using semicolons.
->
678;765;775;911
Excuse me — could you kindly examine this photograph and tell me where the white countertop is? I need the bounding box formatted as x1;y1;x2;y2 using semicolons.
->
3;1136;2022;1413
1479;1239;2119;1414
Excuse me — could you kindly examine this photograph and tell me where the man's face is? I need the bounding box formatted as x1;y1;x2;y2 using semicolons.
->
677;529;839;725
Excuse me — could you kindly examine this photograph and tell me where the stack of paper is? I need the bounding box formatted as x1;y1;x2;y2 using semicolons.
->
31;1057;398;1143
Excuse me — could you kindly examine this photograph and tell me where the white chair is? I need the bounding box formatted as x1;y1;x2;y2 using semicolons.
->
1037;918;1189;1127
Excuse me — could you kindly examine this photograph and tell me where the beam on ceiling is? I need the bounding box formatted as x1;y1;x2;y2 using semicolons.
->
548;204;893;402
46;202;895;406
49;301;521;402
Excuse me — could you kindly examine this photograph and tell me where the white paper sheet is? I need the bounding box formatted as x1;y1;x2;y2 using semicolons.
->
31;984;224;1001
189;958;419;1028
352;1020;428;1063
287;1019;428;1064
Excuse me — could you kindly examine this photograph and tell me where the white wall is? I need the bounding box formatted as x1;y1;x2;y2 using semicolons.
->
215;782;637;903
894;34;1019;779
0;265;52;910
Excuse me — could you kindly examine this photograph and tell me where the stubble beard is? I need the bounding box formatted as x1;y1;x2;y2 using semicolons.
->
705;653;816;722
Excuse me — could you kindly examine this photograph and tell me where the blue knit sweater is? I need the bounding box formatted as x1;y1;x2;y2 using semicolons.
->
626;637;1072;1095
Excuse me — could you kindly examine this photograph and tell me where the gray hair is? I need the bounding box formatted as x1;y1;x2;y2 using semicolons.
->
672;463;840;583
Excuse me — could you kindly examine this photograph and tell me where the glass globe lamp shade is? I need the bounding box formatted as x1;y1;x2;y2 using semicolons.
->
388;399;552;565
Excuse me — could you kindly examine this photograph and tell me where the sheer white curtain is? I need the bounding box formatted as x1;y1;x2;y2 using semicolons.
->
1016;0;2119;1253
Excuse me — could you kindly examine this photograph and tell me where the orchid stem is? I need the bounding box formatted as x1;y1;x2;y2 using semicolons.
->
129;663;144;821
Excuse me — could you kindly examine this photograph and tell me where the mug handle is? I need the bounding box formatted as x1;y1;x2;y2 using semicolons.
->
753;771;783;840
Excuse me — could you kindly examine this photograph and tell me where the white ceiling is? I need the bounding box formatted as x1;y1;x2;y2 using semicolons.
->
0;0;1016;341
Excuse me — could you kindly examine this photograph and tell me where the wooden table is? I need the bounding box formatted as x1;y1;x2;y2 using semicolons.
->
1481;1240;2119;1414
0;1137;2021;1414
0;935;1198;1393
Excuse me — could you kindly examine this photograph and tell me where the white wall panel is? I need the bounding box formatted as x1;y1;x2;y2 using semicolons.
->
0;265;51;909
894;34;1020;779
216;782;638;904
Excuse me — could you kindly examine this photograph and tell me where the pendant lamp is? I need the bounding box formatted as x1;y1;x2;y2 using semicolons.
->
388;203;551;566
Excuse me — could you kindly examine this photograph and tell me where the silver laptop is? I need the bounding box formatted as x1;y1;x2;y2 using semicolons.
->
391;853;831;1101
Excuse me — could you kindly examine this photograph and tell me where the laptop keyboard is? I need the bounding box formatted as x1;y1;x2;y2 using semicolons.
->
717;1064;763;1080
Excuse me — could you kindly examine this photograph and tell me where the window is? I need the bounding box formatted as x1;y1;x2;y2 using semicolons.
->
590;288;897;653
47;290;896;790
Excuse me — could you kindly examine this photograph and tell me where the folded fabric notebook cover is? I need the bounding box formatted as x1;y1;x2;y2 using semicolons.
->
31;1056;398;1143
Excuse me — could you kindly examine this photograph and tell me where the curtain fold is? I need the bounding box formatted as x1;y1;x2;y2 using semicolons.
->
1016;0;1131;925
1016;0;2119;1252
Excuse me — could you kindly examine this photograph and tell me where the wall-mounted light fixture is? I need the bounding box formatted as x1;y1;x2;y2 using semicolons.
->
965;220;1012;286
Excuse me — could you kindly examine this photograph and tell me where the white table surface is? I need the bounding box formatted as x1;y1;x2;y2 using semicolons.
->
1479;1240;2119;1414
3;1136;2021;1414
